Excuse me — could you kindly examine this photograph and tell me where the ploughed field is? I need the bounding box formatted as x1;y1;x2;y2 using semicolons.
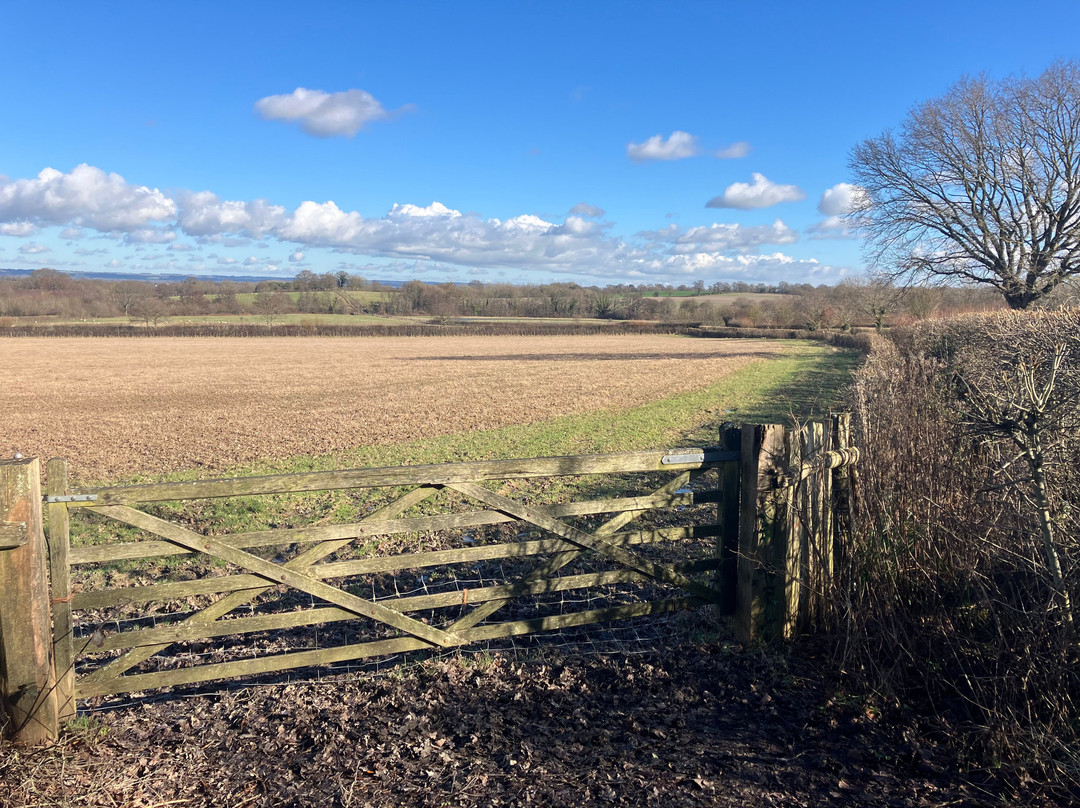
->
1;335;787;483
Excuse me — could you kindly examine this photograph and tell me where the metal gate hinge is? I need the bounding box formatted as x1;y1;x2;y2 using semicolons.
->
45;494;98;503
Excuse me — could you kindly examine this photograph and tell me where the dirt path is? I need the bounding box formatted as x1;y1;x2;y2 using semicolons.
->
2;643;1038;808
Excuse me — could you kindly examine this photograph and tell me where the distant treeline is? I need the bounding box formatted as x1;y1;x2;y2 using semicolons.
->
0;266;1046;332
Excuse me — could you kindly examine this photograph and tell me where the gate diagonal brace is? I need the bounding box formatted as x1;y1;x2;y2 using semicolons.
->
446;482;722;604
96;505;459;645
78;490;455;688
80;486;438;685
447;471;694;632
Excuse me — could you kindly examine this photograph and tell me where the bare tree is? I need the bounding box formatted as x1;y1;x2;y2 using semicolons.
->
252;290;291;327
110;280;150;317
851;61;1080;309
131;296;169;327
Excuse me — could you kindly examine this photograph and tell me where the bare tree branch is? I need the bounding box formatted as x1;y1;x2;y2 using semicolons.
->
851;62;1080;308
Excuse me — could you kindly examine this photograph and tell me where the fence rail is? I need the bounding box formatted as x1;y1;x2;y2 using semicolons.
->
0;416;857;743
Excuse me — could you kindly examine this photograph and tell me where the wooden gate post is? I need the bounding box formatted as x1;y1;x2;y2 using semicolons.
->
715;423;741;614
0;457;59;743
735;424;794;644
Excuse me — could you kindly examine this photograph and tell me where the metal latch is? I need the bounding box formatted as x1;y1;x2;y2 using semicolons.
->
45;494;98;503
661;449;739;466
661;451;706;465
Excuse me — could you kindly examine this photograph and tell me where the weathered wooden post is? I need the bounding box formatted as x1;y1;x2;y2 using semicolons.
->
830;413;858;576
0;457;59;743
735;424;793;643
799;421;832;627
715;423;741;614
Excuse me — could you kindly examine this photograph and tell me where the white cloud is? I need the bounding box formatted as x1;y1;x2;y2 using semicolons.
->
570;202;605;218
0;221;37;236
817;182;867;216
634;249;847;284
124;228;177;244
627;131;700;163
0;162;845;285
808;183;869;239
716;141;751;159
0;164;176;231
19;242;50;254
60;227;82;239
254;87;410;138
806;215;858;240
177;191;286;238
706;173;806;210
640;219;798;253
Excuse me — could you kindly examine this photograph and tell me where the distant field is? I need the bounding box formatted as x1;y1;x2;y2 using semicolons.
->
10;312;417;327
3;335;795;483
234;290;385;305
651;292;786;303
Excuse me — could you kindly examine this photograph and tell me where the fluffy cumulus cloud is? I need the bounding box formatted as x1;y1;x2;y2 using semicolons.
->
808;183;869;239
176;191;287;238
254;88;409;138
0;221;37;236
124;228;177;244
0;164;176;231
715;141;751;159
706;173;806;210
19;242;50;254
640;251;844;284
627;131;700;163
640;219;798;254
570;202;605;218
817;182;867;216
0;162;849;284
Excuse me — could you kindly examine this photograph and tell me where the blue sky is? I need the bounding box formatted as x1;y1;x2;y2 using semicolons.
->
2;1;1080;286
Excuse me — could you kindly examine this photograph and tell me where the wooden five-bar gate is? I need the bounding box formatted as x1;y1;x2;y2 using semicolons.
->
0;417;857;744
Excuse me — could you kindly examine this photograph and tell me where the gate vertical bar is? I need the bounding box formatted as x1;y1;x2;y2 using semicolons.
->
779;425;803;640
0;457;59;743
46;458;75;720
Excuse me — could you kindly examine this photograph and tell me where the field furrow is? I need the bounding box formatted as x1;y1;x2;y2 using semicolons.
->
1;335;788;482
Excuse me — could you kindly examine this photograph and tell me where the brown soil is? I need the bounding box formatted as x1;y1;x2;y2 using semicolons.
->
2;641;1049;808
0;335;785;483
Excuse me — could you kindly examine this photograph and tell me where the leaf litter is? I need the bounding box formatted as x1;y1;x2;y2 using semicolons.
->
1;640;1035;808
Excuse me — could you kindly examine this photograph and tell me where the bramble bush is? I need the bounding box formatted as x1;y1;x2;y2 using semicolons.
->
839;309;1080;787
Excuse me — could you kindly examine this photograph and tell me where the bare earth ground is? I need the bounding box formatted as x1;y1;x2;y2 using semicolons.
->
0;335;786;483
2;640;1042;808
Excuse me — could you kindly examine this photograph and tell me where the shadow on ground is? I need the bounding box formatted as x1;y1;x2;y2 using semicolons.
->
2;626;1043;808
